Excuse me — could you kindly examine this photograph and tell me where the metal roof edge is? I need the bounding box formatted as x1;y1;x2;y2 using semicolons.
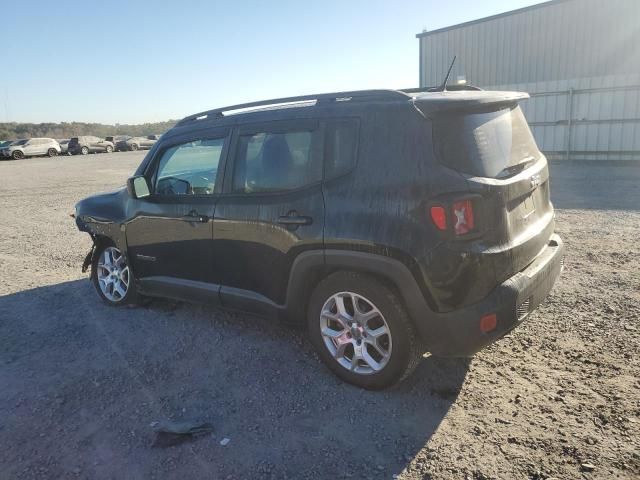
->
415;0;572;38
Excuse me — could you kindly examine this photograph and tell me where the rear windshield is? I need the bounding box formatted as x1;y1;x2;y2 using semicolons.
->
433;105;540;178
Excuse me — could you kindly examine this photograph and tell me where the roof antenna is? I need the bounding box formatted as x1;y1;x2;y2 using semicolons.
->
436;55;456;92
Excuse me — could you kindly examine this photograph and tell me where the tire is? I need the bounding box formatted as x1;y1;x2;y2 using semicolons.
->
307;271;424;390
47;148;58;157
12;150;24;160
81;146;89;155
105;145;113;153
91;240;138;306
130;143;139;151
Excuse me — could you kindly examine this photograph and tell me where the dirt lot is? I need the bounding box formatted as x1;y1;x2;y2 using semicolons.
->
0;152;638;479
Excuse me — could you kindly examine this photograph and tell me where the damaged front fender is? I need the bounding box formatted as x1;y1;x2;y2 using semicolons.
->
75;188;130;272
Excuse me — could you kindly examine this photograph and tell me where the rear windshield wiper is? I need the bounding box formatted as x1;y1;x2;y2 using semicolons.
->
495;156;537;179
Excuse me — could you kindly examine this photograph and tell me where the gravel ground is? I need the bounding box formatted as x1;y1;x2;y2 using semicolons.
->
0;152;638;479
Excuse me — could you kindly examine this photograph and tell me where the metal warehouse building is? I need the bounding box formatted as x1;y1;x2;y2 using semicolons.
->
417;0;640;161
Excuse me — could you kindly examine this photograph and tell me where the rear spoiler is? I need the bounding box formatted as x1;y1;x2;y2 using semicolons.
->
411;90;529;116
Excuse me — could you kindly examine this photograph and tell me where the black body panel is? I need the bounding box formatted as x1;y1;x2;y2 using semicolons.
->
213;184;325;306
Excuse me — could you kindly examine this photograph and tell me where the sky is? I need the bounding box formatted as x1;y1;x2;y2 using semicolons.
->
1;0;542;124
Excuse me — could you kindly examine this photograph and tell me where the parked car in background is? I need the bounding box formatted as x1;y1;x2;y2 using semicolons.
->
120;134;161;151
57;139;71;155
106;135;131;151
74;88;563;389
0;140;16;158
109;136;132;151
68;136;114;155
115;137;132;151
1;138;61;159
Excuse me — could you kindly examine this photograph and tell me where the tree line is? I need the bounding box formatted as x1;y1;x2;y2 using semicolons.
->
0;120;178;140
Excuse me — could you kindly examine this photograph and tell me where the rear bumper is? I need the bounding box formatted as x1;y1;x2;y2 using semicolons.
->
417;234;564;357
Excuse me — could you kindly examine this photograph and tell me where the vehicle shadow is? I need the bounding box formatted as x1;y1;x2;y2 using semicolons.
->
0;280;469;479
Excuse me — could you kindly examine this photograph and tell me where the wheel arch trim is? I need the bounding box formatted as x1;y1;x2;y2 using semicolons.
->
284;249;435;327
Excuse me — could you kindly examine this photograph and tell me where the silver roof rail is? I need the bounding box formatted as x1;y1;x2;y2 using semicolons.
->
175;89;411;127
400;84;483;94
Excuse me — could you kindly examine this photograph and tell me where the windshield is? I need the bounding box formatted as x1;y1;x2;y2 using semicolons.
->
433;104;540;178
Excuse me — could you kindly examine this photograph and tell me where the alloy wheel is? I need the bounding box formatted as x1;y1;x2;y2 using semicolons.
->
97;246;130;302
319;291;392;374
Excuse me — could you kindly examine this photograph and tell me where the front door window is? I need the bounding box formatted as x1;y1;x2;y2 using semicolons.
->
155;138;224;196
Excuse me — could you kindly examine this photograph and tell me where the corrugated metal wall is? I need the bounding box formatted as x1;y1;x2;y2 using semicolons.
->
418;0;640;160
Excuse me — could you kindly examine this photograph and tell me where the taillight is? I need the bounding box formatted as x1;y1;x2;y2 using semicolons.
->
452;199;475;235
430;206;447;231
429;198;476;236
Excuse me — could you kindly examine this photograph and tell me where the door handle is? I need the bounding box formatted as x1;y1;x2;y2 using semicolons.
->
277;214;313;227
183;210;209;223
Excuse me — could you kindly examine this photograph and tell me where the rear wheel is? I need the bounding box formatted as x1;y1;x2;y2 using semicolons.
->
12;150;24;160
47;148;58;157
81;146;89;155
130;143;139;151
308;272;423;389
105;145;113;153
91;242;138;306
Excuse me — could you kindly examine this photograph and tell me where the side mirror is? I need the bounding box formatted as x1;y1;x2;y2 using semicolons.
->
127;175;151;199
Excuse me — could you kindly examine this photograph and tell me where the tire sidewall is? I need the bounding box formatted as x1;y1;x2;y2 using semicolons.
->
91;241;137;306
307;272;416;389
81;146;89;155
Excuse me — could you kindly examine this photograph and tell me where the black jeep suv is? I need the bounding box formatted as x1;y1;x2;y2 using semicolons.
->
75;89;564;389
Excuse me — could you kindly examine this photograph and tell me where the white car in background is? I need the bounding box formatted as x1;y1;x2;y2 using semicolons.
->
1;138;61;160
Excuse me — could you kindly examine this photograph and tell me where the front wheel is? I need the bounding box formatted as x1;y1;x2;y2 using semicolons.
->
105;145;113;153
81;146;89;155
130;143;139;151
12;150;24;160
307;272;424;390
47;148;58;157
91;242;138;305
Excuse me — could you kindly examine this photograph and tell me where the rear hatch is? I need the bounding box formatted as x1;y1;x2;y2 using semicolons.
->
419;92;555;290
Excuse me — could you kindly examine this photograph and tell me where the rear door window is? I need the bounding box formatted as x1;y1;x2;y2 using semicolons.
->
433;105;540;178
232;128;321;193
